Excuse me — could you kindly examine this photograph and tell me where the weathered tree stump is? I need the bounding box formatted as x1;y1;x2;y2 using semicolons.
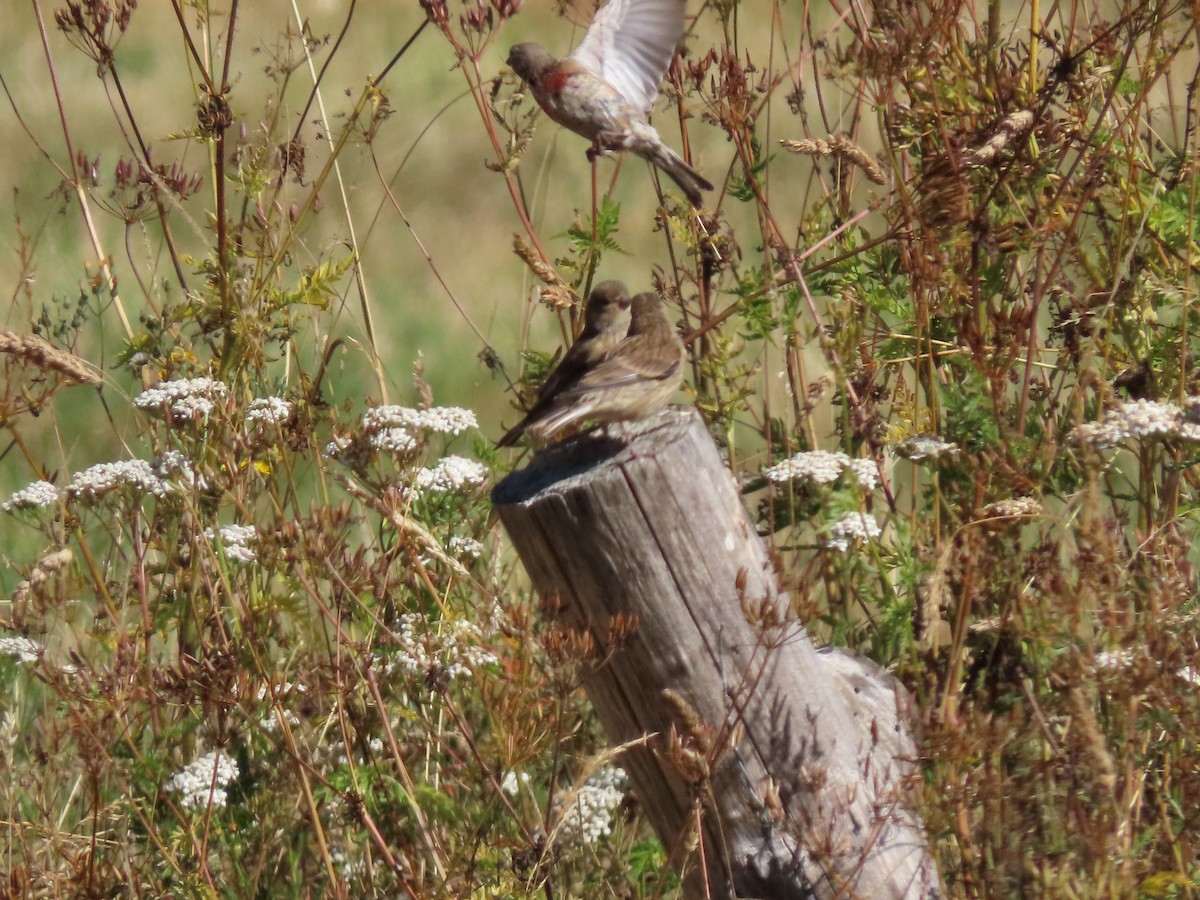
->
492;408;941;899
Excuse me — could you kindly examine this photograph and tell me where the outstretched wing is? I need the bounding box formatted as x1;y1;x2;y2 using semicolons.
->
569;0;686;117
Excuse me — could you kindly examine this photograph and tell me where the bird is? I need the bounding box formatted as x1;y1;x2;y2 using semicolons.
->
507;0;713;206
498;280;634;448
499;290;686;447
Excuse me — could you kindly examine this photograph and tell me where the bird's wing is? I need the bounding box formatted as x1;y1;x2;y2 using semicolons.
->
563;338;681;396
569;0;685;117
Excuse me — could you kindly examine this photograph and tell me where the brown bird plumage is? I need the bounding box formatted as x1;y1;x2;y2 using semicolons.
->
502;291;685;447
498;280;633;448
507;0;713;206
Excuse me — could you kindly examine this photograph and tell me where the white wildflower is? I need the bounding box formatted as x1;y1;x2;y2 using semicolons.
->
170;395;215;418
370;427;418;455
153;450;207;491
0;635;42;664
823;511;881;552
1177;398;1200;442
418;406;478;435
134;377;228;422
359;405;479;455
1075;399;1200;449
845;458;879;491
557;767;627;846
384;613;498;683
1;480;59;513
167;750;239;810
894;435;960;461
361;405;425;434
324;435;351;458
415;456;488;493
764;450;849;485
205;524;259;564
246;396;293;427
67;459;170;501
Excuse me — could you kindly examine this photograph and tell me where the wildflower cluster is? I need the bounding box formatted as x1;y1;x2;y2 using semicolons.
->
1;481;58;513
382;613;499;685
133;377;229;422
326;405;482;476
68;459;170;501
414;455;489;494
167;751;239;811
1074;398;1200;449
556;767;628;846
205;524;259;564
822;511;881;552
245;396;293;428
764;450;878;490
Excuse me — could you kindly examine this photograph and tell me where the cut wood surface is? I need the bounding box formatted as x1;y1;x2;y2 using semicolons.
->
493;409;942;899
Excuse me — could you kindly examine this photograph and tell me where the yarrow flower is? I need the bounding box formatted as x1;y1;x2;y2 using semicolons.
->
204;524;259;564
67;452;205;502
823;511;881;552
245;396;293;427
556;767;627;845
0;635;42;664
370;427;418;455
414;456;488;494
1;480;59;513
417;406;478;435
361;406;425;433
153;450;207;491
765;450;848;485
360;405;479;452
134;377;228;421
894;435;960;462
68;459;172;501
845;459;879;491
167;750;239;810
1075;398;1200;449
764;451;877;490
382;613;498;684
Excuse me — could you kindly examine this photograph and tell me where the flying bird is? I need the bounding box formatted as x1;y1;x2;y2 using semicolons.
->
498;280;633;448
500;290;686;447
507;0;713;206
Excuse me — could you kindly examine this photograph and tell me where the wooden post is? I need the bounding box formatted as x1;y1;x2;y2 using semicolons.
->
492;409;941;899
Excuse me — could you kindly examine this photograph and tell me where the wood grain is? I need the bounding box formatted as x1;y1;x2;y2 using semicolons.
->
493;408;941;899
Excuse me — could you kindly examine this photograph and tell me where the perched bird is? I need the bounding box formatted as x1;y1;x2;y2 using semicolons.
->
507;0;713;206
498;280;633;448
500;291;686;447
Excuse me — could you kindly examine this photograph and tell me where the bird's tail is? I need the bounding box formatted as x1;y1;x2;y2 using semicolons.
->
629;126;714;206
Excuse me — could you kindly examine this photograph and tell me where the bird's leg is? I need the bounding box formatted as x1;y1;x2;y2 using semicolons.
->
590;155;600;247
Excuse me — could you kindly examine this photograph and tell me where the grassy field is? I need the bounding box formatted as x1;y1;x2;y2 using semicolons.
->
2;0;1200;896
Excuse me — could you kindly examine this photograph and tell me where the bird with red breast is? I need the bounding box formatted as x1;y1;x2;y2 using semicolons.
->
507;0;713;206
